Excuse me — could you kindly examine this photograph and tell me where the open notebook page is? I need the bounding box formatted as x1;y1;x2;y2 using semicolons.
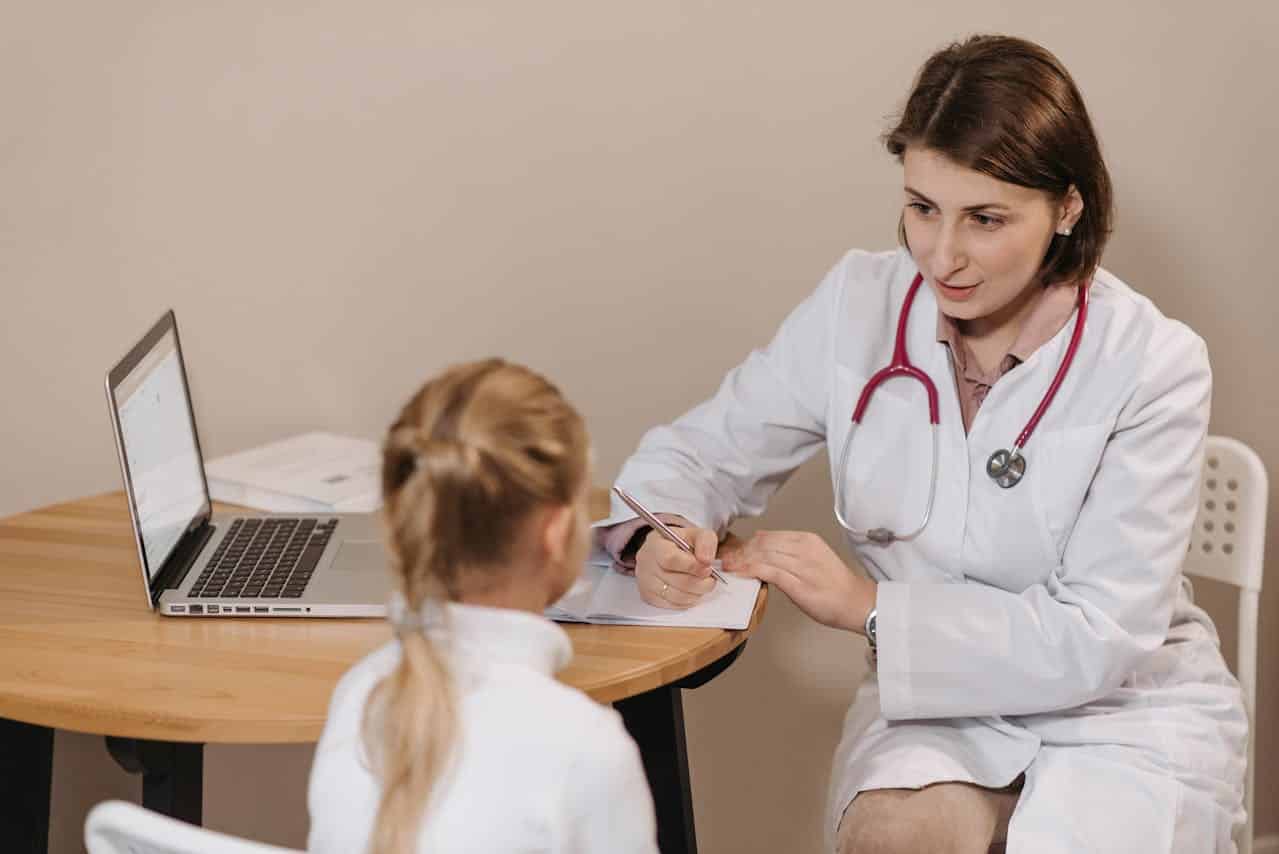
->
547;562;759;630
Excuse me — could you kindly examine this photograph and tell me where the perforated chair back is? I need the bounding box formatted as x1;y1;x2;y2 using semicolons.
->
1183;435;1268;854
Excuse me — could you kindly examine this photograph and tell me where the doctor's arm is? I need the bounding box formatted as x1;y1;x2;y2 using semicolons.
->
868;330;1212;720
597;256;849;540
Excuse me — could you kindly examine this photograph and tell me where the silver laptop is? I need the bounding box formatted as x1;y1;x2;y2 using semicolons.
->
106;310;391;618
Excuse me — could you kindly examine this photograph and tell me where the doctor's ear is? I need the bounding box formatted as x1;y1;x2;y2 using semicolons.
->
1056;185;1084;236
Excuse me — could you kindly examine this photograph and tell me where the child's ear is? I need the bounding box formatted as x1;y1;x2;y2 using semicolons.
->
541;504;575;564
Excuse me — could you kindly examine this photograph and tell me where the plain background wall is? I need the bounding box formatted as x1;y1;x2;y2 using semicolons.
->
3;2;1275;851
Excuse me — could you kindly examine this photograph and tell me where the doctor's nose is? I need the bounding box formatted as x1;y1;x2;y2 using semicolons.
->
932;224;968;278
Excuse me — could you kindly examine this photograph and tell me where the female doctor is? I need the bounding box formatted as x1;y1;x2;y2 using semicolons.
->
595;35;1247;854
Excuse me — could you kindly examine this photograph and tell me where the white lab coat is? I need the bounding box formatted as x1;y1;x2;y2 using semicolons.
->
600;248;1247;853
308;603;659;854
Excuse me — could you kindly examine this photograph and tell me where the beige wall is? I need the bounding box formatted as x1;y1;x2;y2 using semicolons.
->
3;2;1275;850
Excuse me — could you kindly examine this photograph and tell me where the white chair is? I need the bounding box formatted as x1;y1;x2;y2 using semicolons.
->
1183;435;1268;854
85;800;303;854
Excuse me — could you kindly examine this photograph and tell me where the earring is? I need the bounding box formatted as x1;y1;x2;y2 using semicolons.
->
1058;226;1072;236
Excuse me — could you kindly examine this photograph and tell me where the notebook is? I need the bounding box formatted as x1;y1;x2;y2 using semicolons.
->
548;560;760;630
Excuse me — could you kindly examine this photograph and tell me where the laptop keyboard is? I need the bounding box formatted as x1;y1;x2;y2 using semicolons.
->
189;517;337;599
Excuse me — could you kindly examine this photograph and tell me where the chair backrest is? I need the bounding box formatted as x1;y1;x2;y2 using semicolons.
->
1182;434;1267;854
1185;436;1268;593
85;801;304;854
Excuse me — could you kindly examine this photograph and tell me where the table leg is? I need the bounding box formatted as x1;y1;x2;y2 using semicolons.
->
105;737;203;825
616;684;697;854
0;718;54;854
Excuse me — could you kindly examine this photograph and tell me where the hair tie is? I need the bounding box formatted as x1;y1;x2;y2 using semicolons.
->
387;591;441;635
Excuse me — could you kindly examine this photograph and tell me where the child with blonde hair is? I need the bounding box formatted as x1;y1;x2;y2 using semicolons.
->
308;358;658;854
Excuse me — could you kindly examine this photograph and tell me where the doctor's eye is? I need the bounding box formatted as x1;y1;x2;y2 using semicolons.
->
905;201;934;216
970;212;1005;229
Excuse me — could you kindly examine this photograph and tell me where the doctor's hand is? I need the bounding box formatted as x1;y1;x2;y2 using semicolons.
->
721;530;876;635
634;525;719;610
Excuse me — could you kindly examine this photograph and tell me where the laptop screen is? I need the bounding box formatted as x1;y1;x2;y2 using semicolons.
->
110;322;208;581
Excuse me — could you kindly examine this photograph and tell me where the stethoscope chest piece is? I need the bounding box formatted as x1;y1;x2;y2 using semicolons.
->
986;448;1026;489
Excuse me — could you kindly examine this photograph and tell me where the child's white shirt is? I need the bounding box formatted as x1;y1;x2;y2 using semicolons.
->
307;602;658;854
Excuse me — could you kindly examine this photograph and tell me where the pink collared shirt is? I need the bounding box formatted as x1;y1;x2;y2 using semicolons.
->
935;282;1079;433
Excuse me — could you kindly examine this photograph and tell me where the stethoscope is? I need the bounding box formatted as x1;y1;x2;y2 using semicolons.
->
834;272;1088;545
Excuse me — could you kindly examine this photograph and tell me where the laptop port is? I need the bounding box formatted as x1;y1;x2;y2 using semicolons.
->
170;605;187;613
253;607;269;613
235;606;250;613
273;607;301;613
189;604;204;614
207;605;220;614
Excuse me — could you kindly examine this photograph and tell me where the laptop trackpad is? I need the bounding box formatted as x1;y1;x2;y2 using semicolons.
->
332;540;388;574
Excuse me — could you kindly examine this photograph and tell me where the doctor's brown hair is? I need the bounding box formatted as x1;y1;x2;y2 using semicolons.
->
361;358;589;854
885;34;1114;287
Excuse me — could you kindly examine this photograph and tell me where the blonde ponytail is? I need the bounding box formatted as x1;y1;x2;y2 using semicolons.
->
363;626;455;854
361;358;588;854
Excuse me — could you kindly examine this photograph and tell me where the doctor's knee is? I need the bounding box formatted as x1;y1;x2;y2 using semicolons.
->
836;785;1007;854
837;811;932;854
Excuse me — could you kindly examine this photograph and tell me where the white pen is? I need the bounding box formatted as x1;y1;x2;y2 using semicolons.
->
612;486;728;585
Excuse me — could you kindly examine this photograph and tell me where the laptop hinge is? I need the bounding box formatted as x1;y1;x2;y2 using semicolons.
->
151;521;216;603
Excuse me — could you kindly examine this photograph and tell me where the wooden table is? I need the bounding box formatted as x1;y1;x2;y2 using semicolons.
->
0;490;765;853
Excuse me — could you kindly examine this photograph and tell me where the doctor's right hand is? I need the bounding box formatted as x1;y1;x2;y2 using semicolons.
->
634;525;718;610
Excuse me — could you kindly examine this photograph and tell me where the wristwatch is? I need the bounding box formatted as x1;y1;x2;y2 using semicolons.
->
864;608;878;650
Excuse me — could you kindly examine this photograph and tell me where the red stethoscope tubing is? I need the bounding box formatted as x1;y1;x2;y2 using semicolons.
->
1014;277;1089;450
852;273;941;425
853;272;1088;451
836;271;1088;540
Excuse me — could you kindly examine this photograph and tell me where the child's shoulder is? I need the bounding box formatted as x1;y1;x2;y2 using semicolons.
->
329;642;399;705
324;640;638;769
489;664;634;757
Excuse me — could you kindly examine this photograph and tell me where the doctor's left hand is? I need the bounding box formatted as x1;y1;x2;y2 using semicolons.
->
721;530;876;635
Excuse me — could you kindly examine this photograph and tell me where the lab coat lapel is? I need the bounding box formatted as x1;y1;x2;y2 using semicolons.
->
955;307;1083;585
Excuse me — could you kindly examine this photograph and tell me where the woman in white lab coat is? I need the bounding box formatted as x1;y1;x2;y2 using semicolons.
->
595;35;1247;853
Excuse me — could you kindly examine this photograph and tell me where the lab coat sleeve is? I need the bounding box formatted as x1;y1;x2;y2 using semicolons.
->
875;326;1212;720
598;256;845;534
558;713;659;854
